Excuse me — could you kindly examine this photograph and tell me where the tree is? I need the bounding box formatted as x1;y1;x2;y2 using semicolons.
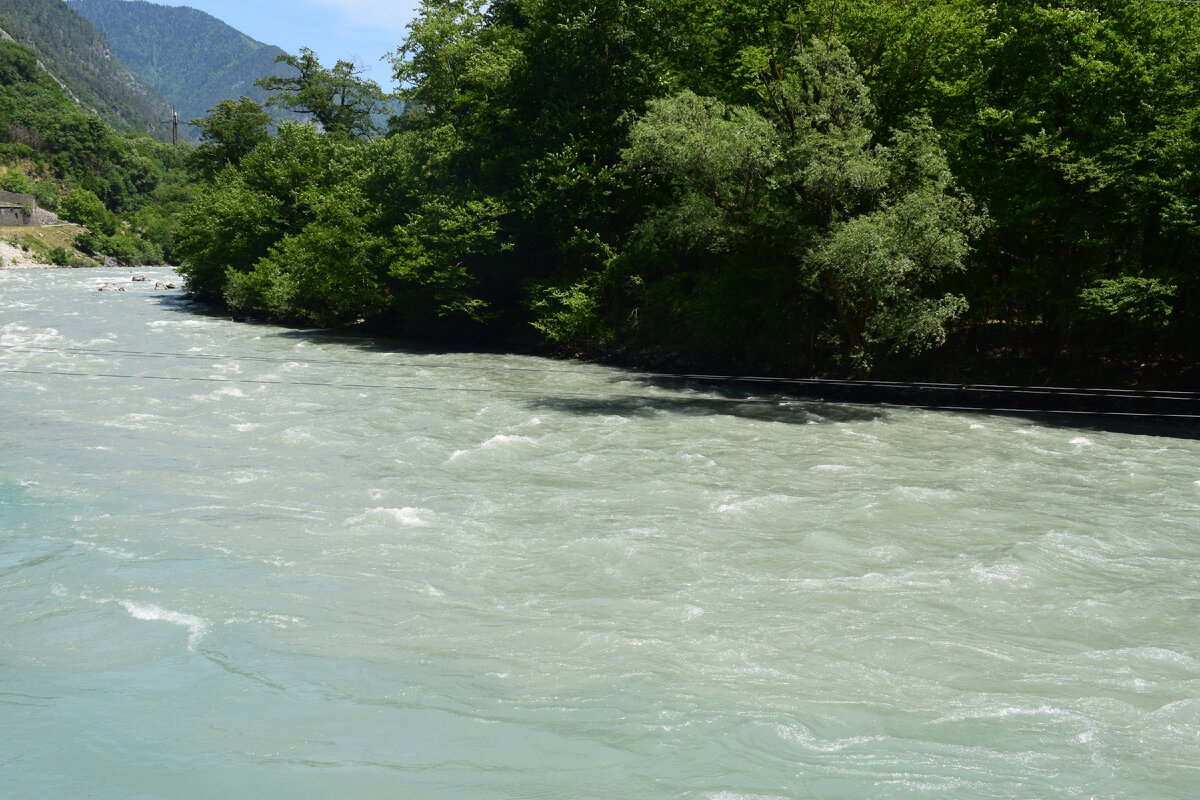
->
939;0;1200;375
59;187;108;228
620;37;985;368
0;39;38;86
170;0;1199;383
176;122;400;324
187;96;271;180
255;48;385;139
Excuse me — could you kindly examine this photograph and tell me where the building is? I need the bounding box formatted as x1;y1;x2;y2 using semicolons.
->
0;190;59;227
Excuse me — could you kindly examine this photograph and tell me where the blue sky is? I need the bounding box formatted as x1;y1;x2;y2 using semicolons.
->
152;0;423;89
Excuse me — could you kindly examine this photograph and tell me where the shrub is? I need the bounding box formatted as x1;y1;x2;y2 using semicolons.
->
75;231;98;254
32;180;60;211
1079;276;1176;327
0;169;30;194
59;188;107;228
97;233;142;265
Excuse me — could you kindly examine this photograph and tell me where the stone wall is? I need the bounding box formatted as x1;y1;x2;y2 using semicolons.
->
0;190;37;206
0;205;32;227
0;191;60;227
31;206;59;225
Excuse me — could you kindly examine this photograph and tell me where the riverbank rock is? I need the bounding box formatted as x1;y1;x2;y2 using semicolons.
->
0;239;49;269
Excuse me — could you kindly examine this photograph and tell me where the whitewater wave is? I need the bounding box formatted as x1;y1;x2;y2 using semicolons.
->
118;600;209;650
344;506;430;527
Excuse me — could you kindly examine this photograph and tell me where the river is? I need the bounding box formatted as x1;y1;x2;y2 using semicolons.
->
2;268;1198;798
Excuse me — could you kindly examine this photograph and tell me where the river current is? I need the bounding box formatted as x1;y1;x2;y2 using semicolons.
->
1;268;1198;799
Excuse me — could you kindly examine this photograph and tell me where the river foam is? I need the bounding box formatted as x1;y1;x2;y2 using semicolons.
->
118;600;209;650
2;268;1198;800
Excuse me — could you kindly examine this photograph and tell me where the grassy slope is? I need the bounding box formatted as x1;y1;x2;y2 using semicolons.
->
1;223;93;265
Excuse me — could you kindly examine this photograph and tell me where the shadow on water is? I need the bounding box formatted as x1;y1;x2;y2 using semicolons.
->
526;394;886;426
618;373;1200;438
157;300;1197;438
264;327;887;426
151;293;224;317
958;408;1200;441
639;373;1200;440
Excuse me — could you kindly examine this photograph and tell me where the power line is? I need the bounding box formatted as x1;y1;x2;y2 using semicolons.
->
2;361;1198;420
0;345;1195;407
0;344;616;377
0;366;783;404
2;344;1196;399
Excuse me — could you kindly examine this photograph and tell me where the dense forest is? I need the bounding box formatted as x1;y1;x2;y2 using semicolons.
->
0;0;172;135
174;0;1199;388
4;0;1197;388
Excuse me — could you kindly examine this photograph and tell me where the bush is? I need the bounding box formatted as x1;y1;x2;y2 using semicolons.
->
137;239;165;265
59;188;107;227
0;169;30;194
75;231;98;254
97;210;119;237
1079;276;1176;327
97;233;142;265
48;246;70;266
32;180;60;211
95;232;163;265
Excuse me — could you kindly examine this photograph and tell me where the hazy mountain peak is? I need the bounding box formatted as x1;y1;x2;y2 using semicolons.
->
66;0;296;128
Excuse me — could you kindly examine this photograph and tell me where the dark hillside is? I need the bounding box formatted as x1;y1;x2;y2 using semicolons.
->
0;0;171;138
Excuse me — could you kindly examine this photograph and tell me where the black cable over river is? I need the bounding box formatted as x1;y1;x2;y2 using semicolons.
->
3;268;1198;799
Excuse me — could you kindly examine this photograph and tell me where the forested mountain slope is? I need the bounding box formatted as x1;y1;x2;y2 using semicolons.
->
67;0;297;129
0;0;171;138
0;31;189;266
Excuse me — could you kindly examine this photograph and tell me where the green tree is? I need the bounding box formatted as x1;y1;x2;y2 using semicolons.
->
187;97;271;180
0;168;29;193
256;48;385;139
170;0;1200;384
225;182;393;326
0;39;38;86
620;38;984;368
175;123;329;300
940;0;1200;375
176;123;398;324
59;187;107;228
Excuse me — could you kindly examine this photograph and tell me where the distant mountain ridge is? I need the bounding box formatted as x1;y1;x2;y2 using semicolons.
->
67;0;298;129
0;0;173;138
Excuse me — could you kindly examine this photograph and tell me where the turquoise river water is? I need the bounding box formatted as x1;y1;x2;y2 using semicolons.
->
1;268;1198;799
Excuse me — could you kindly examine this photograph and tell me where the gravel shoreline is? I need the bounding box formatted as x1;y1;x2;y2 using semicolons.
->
0;239;57;269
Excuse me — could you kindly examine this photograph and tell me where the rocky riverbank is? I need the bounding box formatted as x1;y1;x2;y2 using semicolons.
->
0;239;57;269
0;224;111;269
0;239;129;270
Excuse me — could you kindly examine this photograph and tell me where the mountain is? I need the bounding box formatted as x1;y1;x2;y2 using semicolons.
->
0;0;173;139
67;0;299;129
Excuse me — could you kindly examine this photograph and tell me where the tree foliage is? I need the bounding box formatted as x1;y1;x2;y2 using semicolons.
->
173;0;1200;386
617;39;984;368
256;48;384;139
187;97;271;180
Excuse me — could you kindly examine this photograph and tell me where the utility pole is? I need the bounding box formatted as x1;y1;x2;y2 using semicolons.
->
160;107;179;145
